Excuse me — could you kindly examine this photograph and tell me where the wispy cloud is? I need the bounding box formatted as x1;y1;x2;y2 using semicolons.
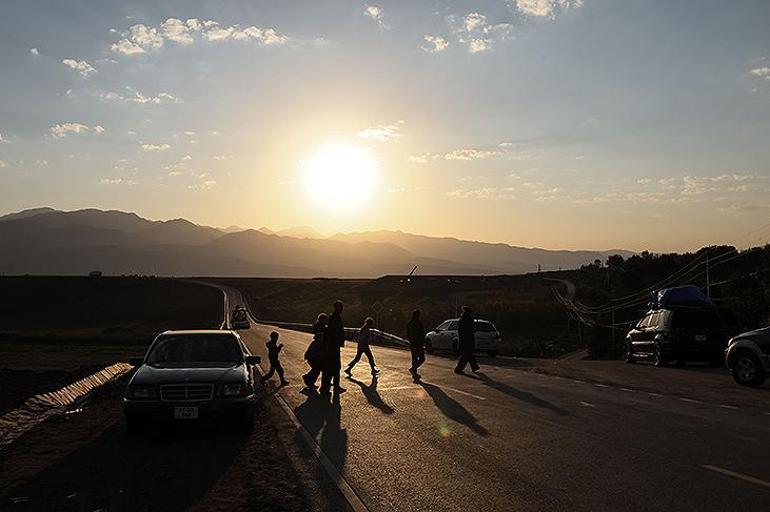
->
100;90;180;105
62;59;96;77
444;148;501;160
111;18;288;55
141;143;171;152
423;35;449;53
0;132;10;144
447;187;516;200
514;0;584;18
358;121;403;142
364;5;388;30
30;48;39;56
750;67;770;80
50;122;103;138
0;160;7;168
100;178;136;186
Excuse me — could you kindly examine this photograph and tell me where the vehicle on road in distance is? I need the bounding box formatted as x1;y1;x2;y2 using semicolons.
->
231;305;250;330
725;327;769;387
123;330;261;434
624;307;727;366
425;318;502;357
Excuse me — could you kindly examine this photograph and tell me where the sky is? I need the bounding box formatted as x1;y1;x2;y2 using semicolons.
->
1;0;770;252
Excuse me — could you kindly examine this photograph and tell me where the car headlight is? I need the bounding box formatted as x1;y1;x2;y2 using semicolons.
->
218;384;243;397
128;385;157;400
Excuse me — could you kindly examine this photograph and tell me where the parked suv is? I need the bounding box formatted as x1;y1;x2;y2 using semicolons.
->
425;319;502;357
725;327;770;387
624;307;727;366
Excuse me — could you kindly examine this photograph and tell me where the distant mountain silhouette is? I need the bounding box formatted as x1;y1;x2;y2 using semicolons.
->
0;208;631;277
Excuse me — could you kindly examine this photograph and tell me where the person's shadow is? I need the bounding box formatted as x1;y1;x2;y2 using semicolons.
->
473;371;569;416
294;391;348;469
348;375;394;415
419;381;489;437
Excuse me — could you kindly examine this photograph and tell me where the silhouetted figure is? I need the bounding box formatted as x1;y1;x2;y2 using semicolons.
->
345;317;379;376
261;331;288;386
320;300;346;395
407;309;427;381
454;306;479;374
303;313;327;390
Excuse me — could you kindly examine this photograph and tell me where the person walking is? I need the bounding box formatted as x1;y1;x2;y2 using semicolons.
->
406;309;426;381
454;306;479;374
345;317;380;377
260;331;289;386
302;313;327;390
320;300;346;395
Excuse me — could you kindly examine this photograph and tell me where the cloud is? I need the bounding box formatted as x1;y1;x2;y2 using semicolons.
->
358;122;403;142
111;18;288;55
50;122;102;138
444;148;501;160
514;0;584;18
213;154;234;160
451;12;514;53
141;143;171;152
188;179;217;190
0;132;9;143
0;160;7;168
100;90;180;104
422;35;449;53
364;5;388;29
62;59;96;77
750;67;770;80
469;39;488;53
101;178;136;185
447;187;516;200
30;48;39;56
168;170;184;176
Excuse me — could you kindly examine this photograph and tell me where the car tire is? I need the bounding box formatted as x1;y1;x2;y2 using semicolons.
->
653;343;668;367
486;350;497;358
624;342;636;364
731;350;765;387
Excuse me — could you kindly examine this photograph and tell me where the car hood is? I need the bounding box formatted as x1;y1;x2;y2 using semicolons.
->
130;363;246;386
732;327;770;343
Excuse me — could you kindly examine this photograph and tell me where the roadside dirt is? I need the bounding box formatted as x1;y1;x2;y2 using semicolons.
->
0;377;347;512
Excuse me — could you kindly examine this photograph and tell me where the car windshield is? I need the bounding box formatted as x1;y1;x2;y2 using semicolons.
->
146;334;243;365
475;321;497;332
672;309;723;330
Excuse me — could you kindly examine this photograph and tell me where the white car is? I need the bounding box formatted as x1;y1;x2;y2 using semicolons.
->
425;318;502;357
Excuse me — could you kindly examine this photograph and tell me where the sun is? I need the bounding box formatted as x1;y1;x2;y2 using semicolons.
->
300;143;380;212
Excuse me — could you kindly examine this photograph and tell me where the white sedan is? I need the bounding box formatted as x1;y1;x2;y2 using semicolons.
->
425;319;502;357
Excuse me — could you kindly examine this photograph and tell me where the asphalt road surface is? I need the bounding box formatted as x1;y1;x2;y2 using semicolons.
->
225;289;770;512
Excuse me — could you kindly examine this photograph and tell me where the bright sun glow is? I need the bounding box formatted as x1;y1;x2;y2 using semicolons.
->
301;143;380;212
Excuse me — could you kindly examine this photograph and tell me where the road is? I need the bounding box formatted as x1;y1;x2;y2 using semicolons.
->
224;288;770;512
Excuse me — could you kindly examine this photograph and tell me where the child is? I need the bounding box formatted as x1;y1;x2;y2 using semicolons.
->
260;331;289;386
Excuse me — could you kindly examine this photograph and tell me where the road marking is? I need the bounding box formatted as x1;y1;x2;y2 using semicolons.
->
647;392;663;397
594;383;609;388
620;388;636;393
718;404;739;410
680;397;701;404
702;465;770;489
378;385;417;392
579;401;596;408
433;384;487;401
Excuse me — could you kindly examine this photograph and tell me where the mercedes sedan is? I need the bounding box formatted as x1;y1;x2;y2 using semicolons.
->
123;330;261;433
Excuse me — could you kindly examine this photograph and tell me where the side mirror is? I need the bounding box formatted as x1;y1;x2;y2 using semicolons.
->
245;355;262;365
129;357;144;367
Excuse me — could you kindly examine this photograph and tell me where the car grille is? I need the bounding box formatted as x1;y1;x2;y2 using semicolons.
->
160;383;214;402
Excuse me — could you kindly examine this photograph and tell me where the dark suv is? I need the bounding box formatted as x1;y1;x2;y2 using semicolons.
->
624;307;727;366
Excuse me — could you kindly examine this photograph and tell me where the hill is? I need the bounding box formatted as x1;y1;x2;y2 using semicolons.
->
0;207;631;277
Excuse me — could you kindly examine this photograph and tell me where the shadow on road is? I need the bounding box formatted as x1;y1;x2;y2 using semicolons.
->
348;375;394;415
294;392;349;470
419;382;489;437
472;372;569;416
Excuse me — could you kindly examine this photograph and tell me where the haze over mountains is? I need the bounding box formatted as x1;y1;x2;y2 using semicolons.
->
0;208;632;277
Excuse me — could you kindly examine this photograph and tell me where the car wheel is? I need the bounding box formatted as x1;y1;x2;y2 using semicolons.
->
486;350;497;358
624;342;636;364
731;351;765;387
653;343;668;367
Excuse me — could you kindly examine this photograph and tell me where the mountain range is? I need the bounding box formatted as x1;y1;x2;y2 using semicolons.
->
0;208;632;277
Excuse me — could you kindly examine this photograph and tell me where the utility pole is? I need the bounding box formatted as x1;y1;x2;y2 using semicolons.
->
706;256;711;298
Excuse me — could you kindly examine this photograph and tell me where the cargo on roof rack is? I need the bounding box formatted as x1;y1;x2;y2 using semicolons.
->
650;285;713;310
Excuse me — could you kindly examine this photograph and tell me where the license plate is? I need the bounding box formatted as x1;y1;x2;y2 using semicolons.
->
695;335;707;341
173;406;199;419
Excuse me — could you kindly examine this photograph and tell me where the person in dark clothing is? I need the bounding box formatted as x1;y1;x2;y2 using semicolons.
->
320;300;346;395
406;309;427;381
260;331;289;386
454;306;479;374
345;317;379;377
302;313;327;390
